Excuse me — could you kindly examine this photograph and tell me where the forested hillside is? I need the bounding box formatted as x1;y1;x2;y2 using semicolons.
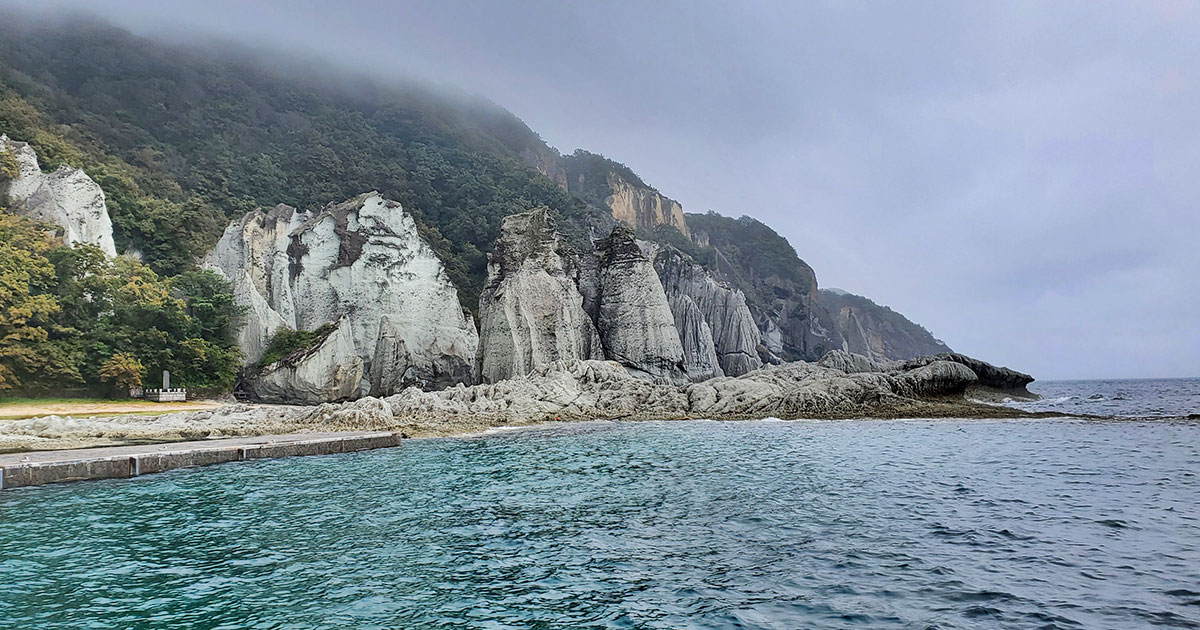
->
0;13;954;396
0;13;605;303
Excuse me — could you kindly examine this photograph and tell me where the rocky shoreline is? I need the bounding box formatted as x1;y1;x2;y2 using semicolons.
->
0;351;1046;452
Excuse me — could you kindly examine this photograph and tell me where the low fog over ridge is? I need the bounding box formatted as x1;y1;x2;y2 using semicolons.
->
15;0;1200;380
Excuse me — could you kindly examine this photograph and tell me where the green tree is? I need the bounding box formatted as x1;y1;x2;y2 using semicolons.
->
0;213;66;391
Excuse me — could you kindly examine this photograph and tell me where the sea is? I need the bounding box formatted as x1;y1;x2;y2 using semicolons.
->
0;378;1197;628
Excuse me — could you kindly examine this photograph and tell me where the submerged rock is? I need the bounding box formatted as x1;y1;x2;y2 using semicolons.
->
1;134;117;256
477;208;603;383
205;192;478;401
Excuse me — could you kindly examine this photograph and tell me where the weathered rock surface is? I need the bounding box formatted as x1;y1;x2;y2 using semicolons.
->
1;134;117;256
248;318;364;404
817;349;896;373
477;208;602;383
665;291;723;382
819;349;1032;395
687;215;839;363
605;171;690;237
0;352;1038;452
817;288;952;361
593;225;688;384
654;247;763;377
900;353;1034;392
205;192;478;400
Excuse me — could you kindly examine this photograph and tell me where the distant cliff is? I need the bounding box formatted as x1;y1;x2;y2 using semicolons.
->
561;150;690;238
816;289;952;361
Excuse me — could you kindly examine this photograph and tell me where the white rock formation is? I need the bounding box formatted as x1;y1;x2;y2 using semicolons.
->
1;134;117;256
653;247;764;378
593;225;688;384
250;318;364;404
477;208;603;383
205;192;478;400
667;291;724;381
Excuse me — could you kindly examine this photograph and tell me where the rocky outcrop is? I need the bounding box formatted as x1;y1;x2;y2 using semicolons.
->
817;349;895;373
593;225;688;384
819;349;1033;396
477;208;603;383
1;134;117;256
205;192;478;401
665;291;723;382
687;213;840;364
653;247;763;377
246;319;363;404
605;171;689;237
0;352;1039;452
817;288;952;361
900;353;1034;392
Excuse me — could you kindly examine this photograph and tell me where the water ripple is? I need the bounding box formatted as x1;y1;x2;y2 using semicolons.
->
2;418;1199;628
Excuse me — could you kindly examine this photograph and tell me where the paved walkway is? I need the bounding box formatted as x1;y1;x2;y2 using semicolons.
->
0;431;403;489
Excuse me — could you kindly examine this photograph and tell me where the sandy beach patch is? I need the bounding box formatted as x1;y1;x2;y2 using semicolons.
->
0;399;224;421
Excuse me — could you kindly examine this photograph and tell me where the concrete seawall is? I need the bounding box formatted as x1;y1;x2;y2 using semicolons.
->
0;431;403;490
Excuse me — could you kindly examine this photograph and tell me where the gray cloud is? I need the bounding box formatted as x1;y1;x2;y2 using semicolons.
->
21;0;1200;379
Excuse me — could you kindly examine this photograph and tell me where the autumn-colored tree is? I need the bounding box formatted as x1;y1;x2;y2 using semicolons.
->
0;212;63;391
99;353;144;393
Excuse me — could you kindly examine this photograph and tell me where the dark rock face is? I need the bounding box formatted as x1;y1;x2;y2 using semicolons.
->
817;289;952;361
901;353;1034;391
820;349;1035;395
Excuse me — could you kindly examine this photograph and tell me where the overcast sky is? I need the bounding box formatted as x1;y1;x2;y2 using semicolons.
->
22;0;1200;379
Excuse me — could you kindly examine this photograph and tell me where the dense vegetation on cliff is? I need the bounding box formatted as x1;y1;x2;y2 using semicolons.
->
559;149;655;208
0;14;605;303
686;213;819;318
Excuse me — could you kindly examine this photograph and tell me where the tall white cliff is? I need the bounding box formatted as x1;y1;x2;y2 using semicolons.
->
205;192;478;400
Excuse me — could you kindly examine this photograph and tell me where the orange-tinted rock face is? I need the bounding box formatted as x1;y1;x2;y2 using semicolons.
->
604;171;690;238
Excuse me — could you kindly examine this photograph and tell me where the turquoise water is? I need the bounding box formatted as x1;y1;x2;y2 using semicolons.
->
2;418;1199;628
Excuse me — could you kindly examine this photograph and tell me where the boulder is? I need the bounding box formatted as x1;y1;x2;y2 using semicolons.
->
900;353;1035;391
820;349;1032;395
246;318;363;404
1;134;117;256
